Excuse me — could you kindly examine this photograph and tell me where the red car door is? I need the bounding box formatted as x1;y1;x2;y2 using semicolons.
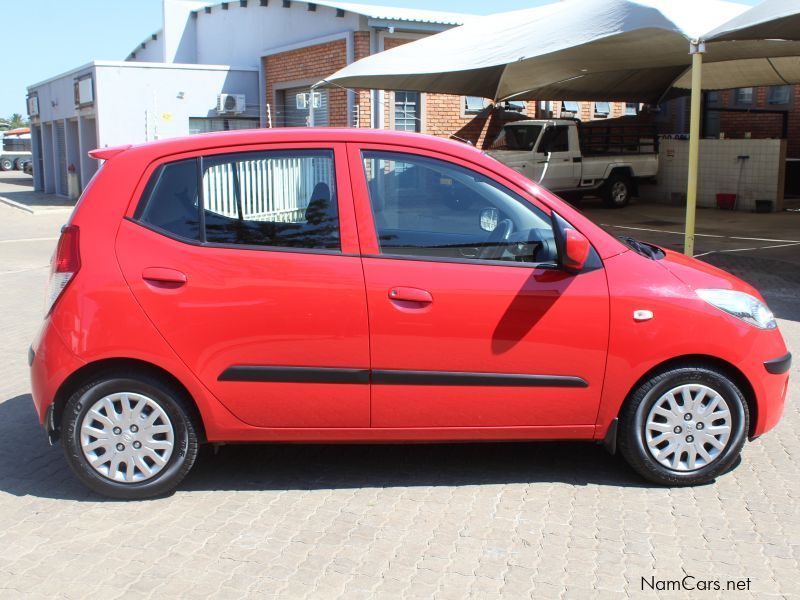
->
349;144;609;433
116;143;370;428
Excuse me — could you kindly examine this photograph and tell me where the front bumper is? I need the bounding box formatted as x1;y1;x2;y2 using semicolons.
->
764;352;792;375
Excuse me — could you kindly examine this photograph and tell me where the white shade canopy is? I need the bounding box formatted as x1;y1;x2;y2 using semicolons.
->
321;0;800;103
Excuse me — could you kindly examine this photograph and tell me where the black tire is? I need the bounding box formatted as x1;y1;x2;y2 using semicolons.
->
0;158;13;171
618;366;748;486
602;173;631;208
14;158;27;171
61;373;199;499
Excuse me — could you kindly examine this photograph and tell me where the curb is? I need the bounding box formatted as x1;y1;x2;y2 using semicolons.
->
0;195;74;215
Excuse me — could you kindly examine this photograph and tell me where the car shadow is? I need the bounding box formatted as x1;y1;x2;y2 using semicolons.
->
1;393;678;501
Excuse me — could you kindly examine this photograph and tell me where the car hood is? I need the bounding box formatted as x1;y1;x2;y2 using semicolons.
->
657;247;763;299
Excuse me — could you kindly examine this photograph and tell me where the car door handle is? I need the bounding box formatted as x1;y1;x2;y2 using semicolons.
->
142;267;187;285
389;287;433;303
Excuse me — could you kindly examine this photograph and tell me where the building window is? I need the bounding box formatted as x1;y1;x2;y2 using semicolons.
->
767;85;791;106
625;102;639;116
73;76;94;108
394;91;421;132
27;94;39;117
278;87;329;127
189;117;259;134
464;96;486;114
594;101;610;118
561;101;580;117
735;88;754;105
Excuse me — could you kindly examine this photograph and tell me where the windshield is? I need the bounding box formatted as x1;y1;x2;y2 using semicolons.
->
490;125;542;151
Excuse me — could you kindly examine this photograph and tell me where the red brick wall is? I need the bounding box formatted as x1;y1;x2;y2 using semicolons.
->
263;39;349;128
659;86;800;158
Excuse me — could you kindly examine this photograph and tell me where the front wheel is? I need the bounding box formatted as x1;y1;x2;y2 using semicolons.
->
61;373;199;499
618;366;748;486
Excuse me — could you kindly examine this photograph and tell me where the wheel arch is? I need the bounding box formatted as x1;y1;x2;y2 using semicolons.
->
618;354;757;438
50;357;207;443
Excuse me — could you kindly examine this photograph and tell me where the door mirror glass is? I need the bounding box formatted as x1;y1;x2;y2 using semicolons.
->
479;207;499;232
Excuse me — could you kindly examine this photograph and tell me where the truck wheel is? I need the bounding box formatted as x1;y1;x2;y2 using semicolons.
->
602;174;631;208
14;158;27;171
618;365;748;486
0;158;13;171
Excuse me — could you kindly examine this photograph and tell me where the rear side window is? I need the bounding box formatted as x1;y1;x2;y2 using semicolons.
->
133;149;339;251
134;159;201;241
202;150;339;250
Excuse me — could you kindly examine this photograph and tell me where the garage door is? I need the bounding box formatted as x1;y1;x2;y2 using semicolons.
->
280;86;329;127
55;122;67;196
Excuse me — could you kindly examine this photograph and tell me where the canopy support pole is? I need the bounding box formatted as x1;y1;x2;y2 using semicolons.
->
684;41;705;256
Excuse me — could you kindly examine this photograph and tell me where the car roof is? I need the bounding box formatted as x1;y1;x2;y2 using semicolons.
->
104;128;484;162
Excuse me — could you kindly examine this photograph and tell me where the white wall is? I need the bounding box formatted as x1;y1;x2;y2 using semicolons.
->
163;0;209;63
130;32;166;63
648;138;786;212
194;2;362;67
94;63;259;147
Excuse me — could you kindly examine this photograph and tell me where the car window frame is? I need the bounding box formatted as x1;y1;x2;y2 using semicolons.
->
349;143;560;270
125;142;360;257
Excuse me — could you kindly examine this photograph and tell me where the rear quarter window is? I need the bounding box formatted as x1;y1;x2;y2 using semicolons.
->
133;159;201;241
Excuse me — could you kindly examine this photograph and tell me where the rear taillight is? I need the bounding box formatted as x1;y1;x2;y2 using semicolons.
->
45;225;80;315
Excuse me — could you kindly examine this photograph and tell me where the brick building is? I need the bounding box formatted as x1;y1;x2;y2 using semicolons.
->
658;85;799;158
28;0;630;195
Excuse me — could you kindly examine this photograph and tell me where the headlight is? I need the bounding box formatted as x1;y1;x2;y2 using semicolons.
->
696;289;776;330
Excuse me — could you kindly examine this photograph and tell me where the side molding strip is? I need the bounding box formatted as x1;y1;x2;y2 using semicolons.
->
219;366;370;384
372;370;588;387
219;366;588;388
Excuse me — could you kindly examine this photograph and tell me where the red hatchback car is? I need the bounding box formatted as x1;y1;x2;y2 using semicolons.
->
30;129;790;498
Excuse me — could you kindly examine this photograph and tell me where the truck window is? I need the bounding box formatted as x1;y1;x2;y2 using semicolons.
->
490;125;542;151
539;126;570;153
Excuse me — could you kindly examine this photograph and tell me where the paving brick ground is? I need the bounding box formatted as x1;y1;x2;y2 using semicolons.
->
0;200;797;599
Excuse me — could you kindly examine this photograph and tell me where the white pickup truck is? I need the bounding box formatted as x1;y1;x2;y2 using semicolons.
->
487;118;658;207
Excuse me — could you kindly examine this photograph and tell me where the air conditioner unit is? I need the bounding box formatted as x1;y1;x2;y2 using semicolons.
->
217;94;246;114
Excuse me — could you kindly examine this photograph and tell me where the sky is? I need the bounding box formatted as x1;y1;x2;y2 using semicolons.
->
0;0;761;118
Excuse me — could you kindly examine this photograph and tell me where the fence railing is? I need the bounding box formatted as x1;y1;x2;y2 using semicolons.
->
203;156;333;222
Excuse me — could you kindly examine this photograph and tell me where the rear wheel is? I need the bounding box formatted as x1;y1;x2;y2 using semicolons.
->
14;158;27;171
0;157;13;171
61;373;199;499
602;173;631;208
618;366;748;486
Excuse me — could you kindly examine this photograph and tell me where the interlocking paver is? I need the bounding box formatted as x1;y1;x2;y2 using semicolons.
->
0;201;798;599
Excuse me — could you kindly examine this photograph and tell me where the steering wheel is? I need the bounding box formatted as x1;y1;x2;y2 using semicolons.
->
480;218;513;260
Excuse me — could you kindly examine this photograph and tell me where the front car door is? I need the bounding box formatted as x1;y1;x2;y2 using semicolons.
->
116;143;370;428
537;124;579;190
349;144;609;435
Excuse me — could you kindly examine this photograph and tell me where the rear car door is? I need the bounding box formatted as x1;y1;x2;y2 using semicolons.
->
349;144;609;431
115;143;370;428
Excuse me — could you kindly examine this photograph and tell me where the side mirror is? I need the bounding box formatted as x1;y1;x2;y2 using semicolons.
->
551;211;590;273
479;207;499;232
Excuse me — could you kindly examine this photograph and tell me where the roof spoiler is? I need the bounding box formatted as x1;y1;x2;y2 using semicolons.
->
88;145;132;160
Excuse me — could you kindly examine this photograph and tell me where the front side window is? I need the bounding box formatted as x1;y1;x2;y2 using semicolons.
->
202;150;339;250
490;124;543;151
362;151;556;265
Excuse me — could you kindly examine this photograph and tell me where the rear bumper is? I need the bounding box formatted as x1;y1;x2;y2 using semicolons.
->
30;319;85;425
